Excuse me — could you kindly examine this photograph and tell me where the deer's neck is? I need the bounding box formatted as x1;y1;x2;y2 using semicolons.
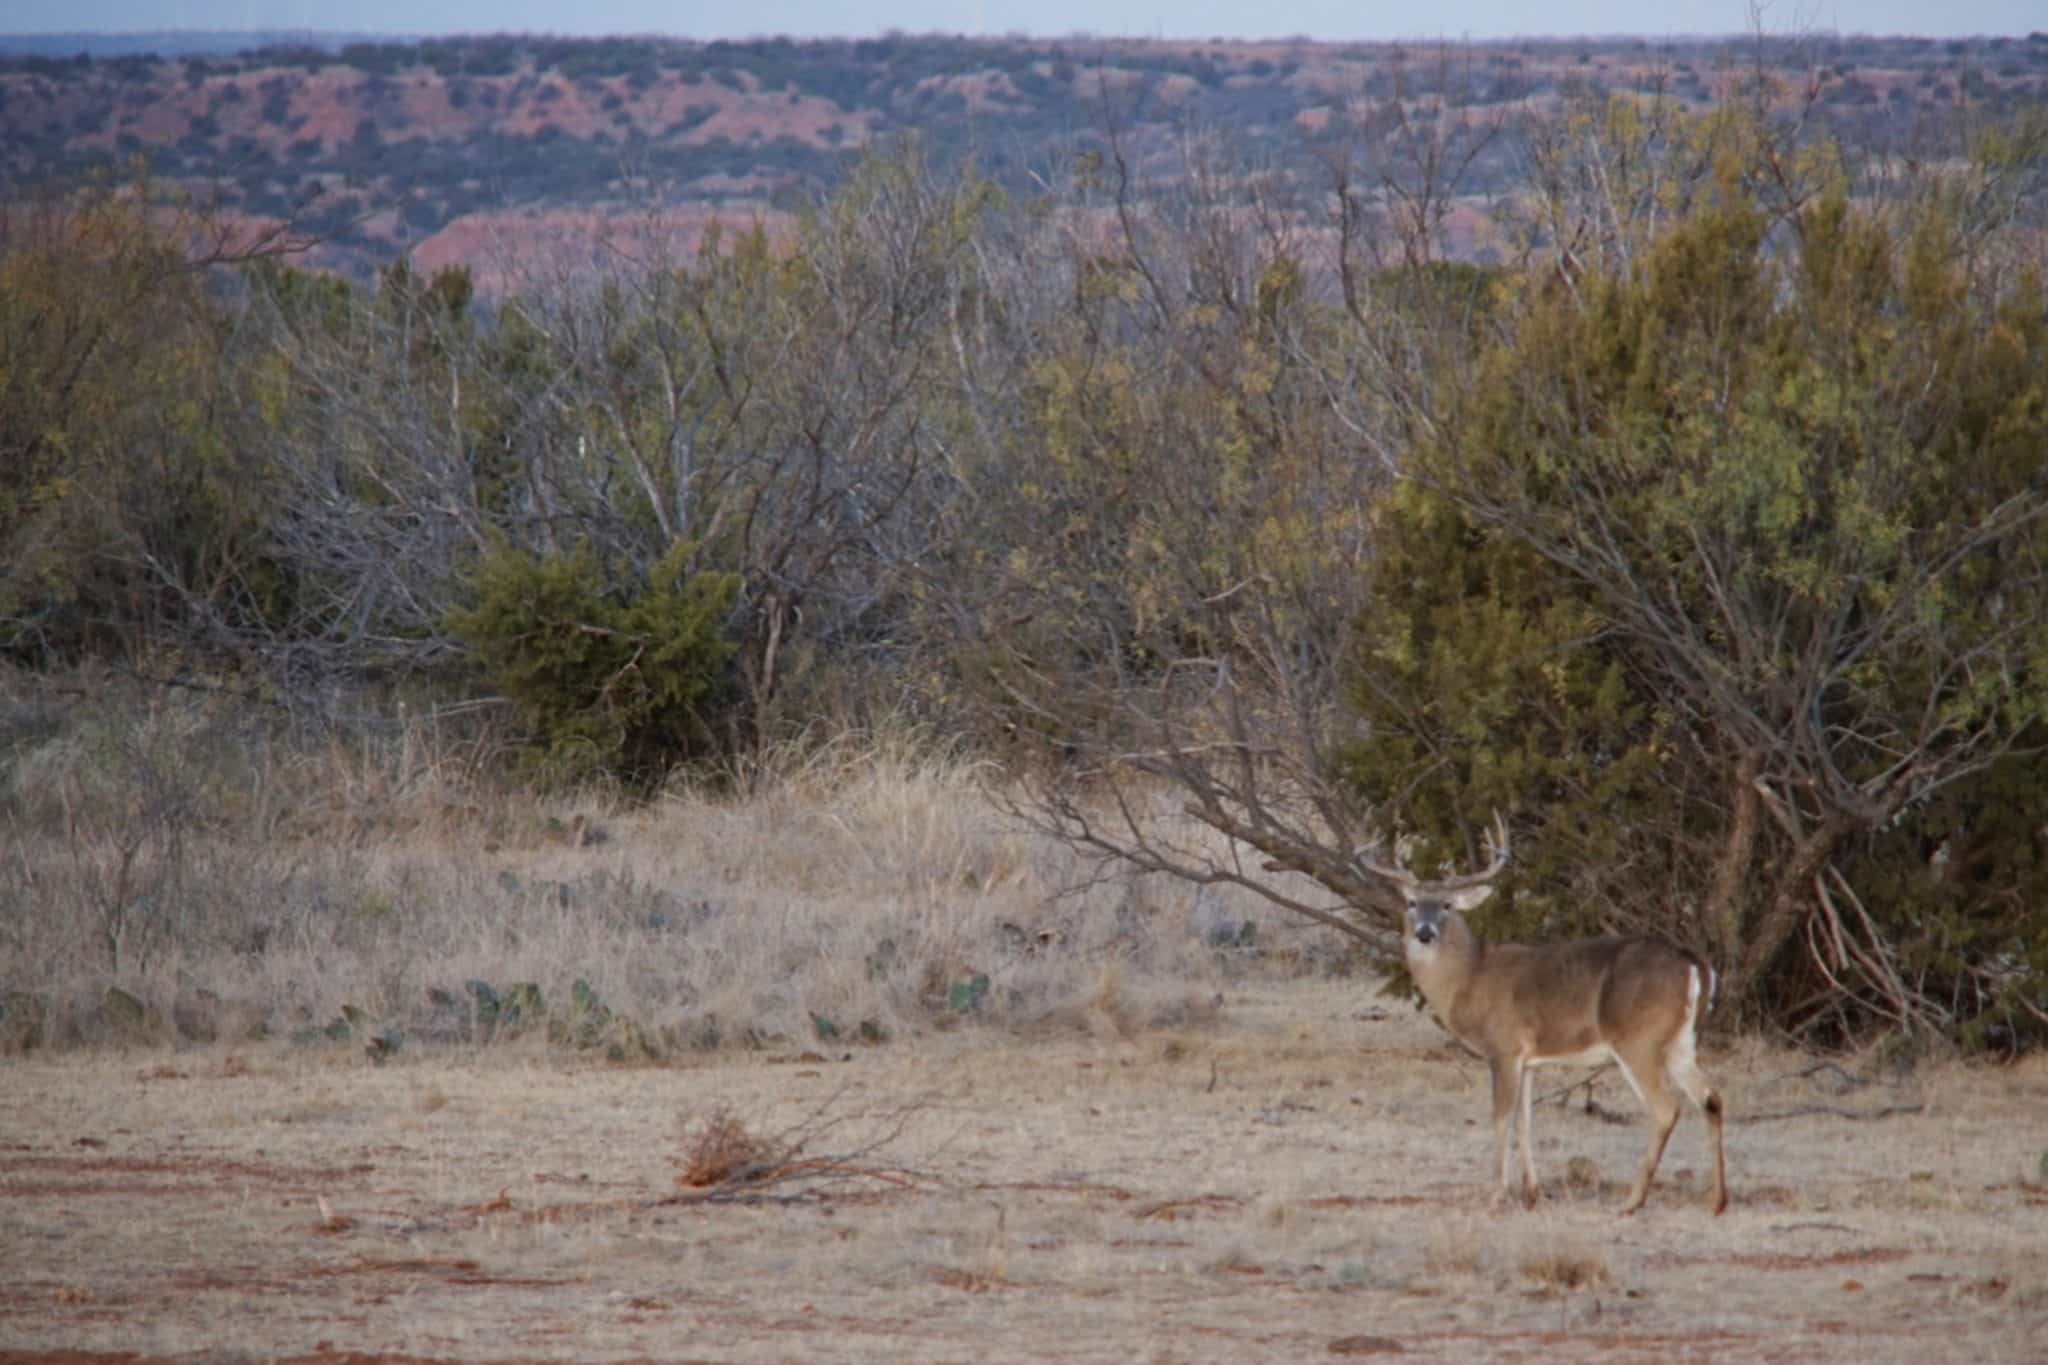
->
1407;914;1487;1019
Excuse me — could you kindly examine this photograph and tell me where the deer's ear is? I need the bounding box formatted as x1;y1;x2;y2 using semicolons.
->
1445;884;1497;912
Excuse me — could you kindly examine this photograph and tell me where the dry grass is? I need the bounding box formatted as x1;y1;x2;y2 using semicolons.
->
6;667;2048;1358
2;987;2046;1361
1421;1213;1489;1278
1517;1238;1613;1293
0;664;1268;1059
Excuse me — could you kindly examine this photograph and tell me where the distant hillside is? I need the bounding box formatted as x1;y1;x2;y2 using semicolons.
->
0;30;376;59
5;30;2046;281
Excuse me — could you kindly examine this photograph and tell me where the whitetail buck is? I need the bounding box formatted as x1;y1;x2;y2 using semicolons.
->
1359;815;1728;1216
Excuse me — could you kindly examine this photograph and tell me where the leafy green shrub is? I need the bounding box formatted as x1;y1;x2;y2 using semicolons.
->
1343;134;2048;1044
0;184;275;664
447;538;740;786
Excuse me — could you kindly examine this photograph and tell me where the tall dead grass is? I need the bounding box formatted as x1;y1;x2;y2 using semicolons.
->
0;664;1264;1055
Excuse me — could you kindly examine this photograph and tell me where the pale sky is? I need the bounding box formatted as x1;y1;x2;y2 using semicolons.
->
3;0;2040;41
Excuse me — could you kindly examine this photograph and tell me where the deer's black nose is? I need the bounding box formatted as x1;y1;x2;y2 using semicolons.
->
1414;923;1437;946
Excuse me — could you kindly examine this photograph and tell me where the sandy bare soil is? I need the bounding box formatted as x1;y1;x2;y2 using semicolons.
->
3;980;2044;1363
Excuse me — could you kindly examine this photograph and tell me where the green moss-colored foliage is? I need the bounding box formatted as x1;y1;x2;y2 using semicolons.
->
1343;476;1673;951
447;539;740;786
1343;136;2048;1042
0;185;277;662
1832;751;2048;1054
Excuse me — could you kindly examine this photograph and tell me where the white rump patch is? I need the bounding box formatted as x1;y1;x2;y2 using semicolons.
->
1667;964;1704;1079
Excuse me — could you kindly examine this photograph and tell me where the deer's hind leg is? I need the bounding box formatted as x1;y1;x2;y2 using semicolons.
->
1668;1026;1728;1215
1612;1041;1682;1217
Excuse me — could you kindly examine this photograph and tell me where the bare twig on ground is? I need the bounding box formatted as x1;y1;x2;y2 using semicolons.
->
1761;1059;1918;1097
1742;1103;1926;1124
660;1085;939;1205
1535;1065;1633;1124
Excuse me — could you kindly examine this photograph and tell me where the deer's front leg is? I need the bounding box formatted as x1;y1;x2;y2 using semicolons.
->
1488;1055;1523;1210
1516;1054;1540;1208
